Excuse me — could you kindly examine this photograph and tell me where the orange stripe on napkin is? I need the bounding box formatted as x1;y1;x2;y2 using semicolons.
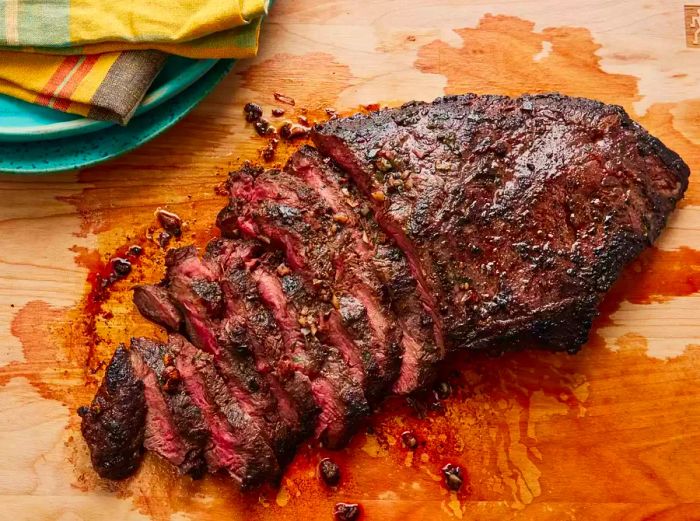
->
51;54;100;112
34;56;81;106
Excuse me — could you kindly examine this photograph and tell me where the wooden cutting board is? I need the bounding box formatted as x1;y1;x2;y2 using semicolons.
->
1;1;699;519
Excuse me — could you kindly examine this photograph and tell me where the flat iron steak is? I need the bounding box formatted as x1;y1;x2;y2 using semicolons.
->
81;93;689;484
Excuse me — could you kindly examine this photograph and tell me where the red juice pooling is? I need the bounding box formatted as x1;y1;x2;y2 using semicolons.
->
82;242;146;370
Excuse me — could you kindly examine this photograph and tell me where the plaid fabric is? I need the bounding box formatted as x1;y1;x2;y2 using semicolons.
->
0;0;268;123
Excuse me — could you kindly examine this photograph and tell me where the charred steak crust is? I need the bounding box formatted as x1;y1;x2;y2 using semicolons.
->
313;93;689;353
78;345;146;480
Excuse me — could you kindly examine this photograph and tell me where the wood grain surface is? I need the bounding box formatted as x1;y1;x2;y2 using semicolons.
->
1;1;699;520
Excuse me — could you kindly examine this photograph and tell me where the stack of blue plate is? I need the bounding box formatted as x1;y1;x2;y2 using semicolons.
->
0;57;235;174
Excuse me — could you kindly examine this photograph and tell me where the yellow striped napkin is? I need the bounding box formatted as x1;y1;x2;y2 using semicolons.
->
0;0;269;123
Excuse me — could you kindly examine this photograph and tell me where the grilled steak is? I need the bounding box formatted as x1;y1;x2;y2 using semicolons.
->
287;146;439;393
78;345;146;480
83;93;689;486
313;93;689;353
372;242;440;392
206;238;319;443
253;261;369;448
130;337;208;478
204;240;311;464
170;334;280;487
218;153;403;402
163;245;301;470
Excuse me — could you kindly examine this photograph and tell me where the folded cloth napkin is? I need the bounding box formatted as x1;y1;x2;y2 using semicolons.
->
0;0;269;123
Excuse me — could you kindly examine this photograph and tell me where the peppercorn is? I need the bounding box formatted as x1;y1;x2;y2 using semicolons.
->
434;381;452;400
155;208;182;236
442;463;464;491
279;122;309;140
319;458;341;486
261;138;279;162
243;102;263;122
112;258;132;277
254;118;273;136
401;430;418;450
157;231;172;248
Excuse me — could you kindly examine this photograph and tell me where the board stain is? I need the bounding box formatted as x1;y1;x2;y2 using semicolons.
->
3;13;700;521
415;15;641;110
597;246;700;319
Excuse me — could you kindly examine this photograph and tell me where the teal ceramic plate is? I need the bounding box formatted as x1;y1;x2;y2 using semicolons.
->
0;59;234;174
0;57;217;142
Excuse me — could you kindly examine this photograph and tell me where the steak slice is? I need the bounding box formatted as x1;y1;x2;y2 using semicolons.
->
313;93;690;353
287;146;438;393
253;261;369;448
170;334;279;487
133;284;183;331
218;158;402;402
205;238;318;449
163;245;296;468
372;242;440;392
78;345;146;480
130;337;207;478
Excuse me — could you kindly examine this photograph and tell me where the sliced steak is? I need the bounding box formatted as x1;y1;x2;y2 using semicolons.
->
164;246;225;334
78;345;146;480
133;284;182;331
163;245;296;467
82;92;690;485
219;167;364;388
205;238;318;449
287;146;437;393
170;334;279;488
313;93;690;353
253;261;369;448
218;158;401;401
130;337;207;478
